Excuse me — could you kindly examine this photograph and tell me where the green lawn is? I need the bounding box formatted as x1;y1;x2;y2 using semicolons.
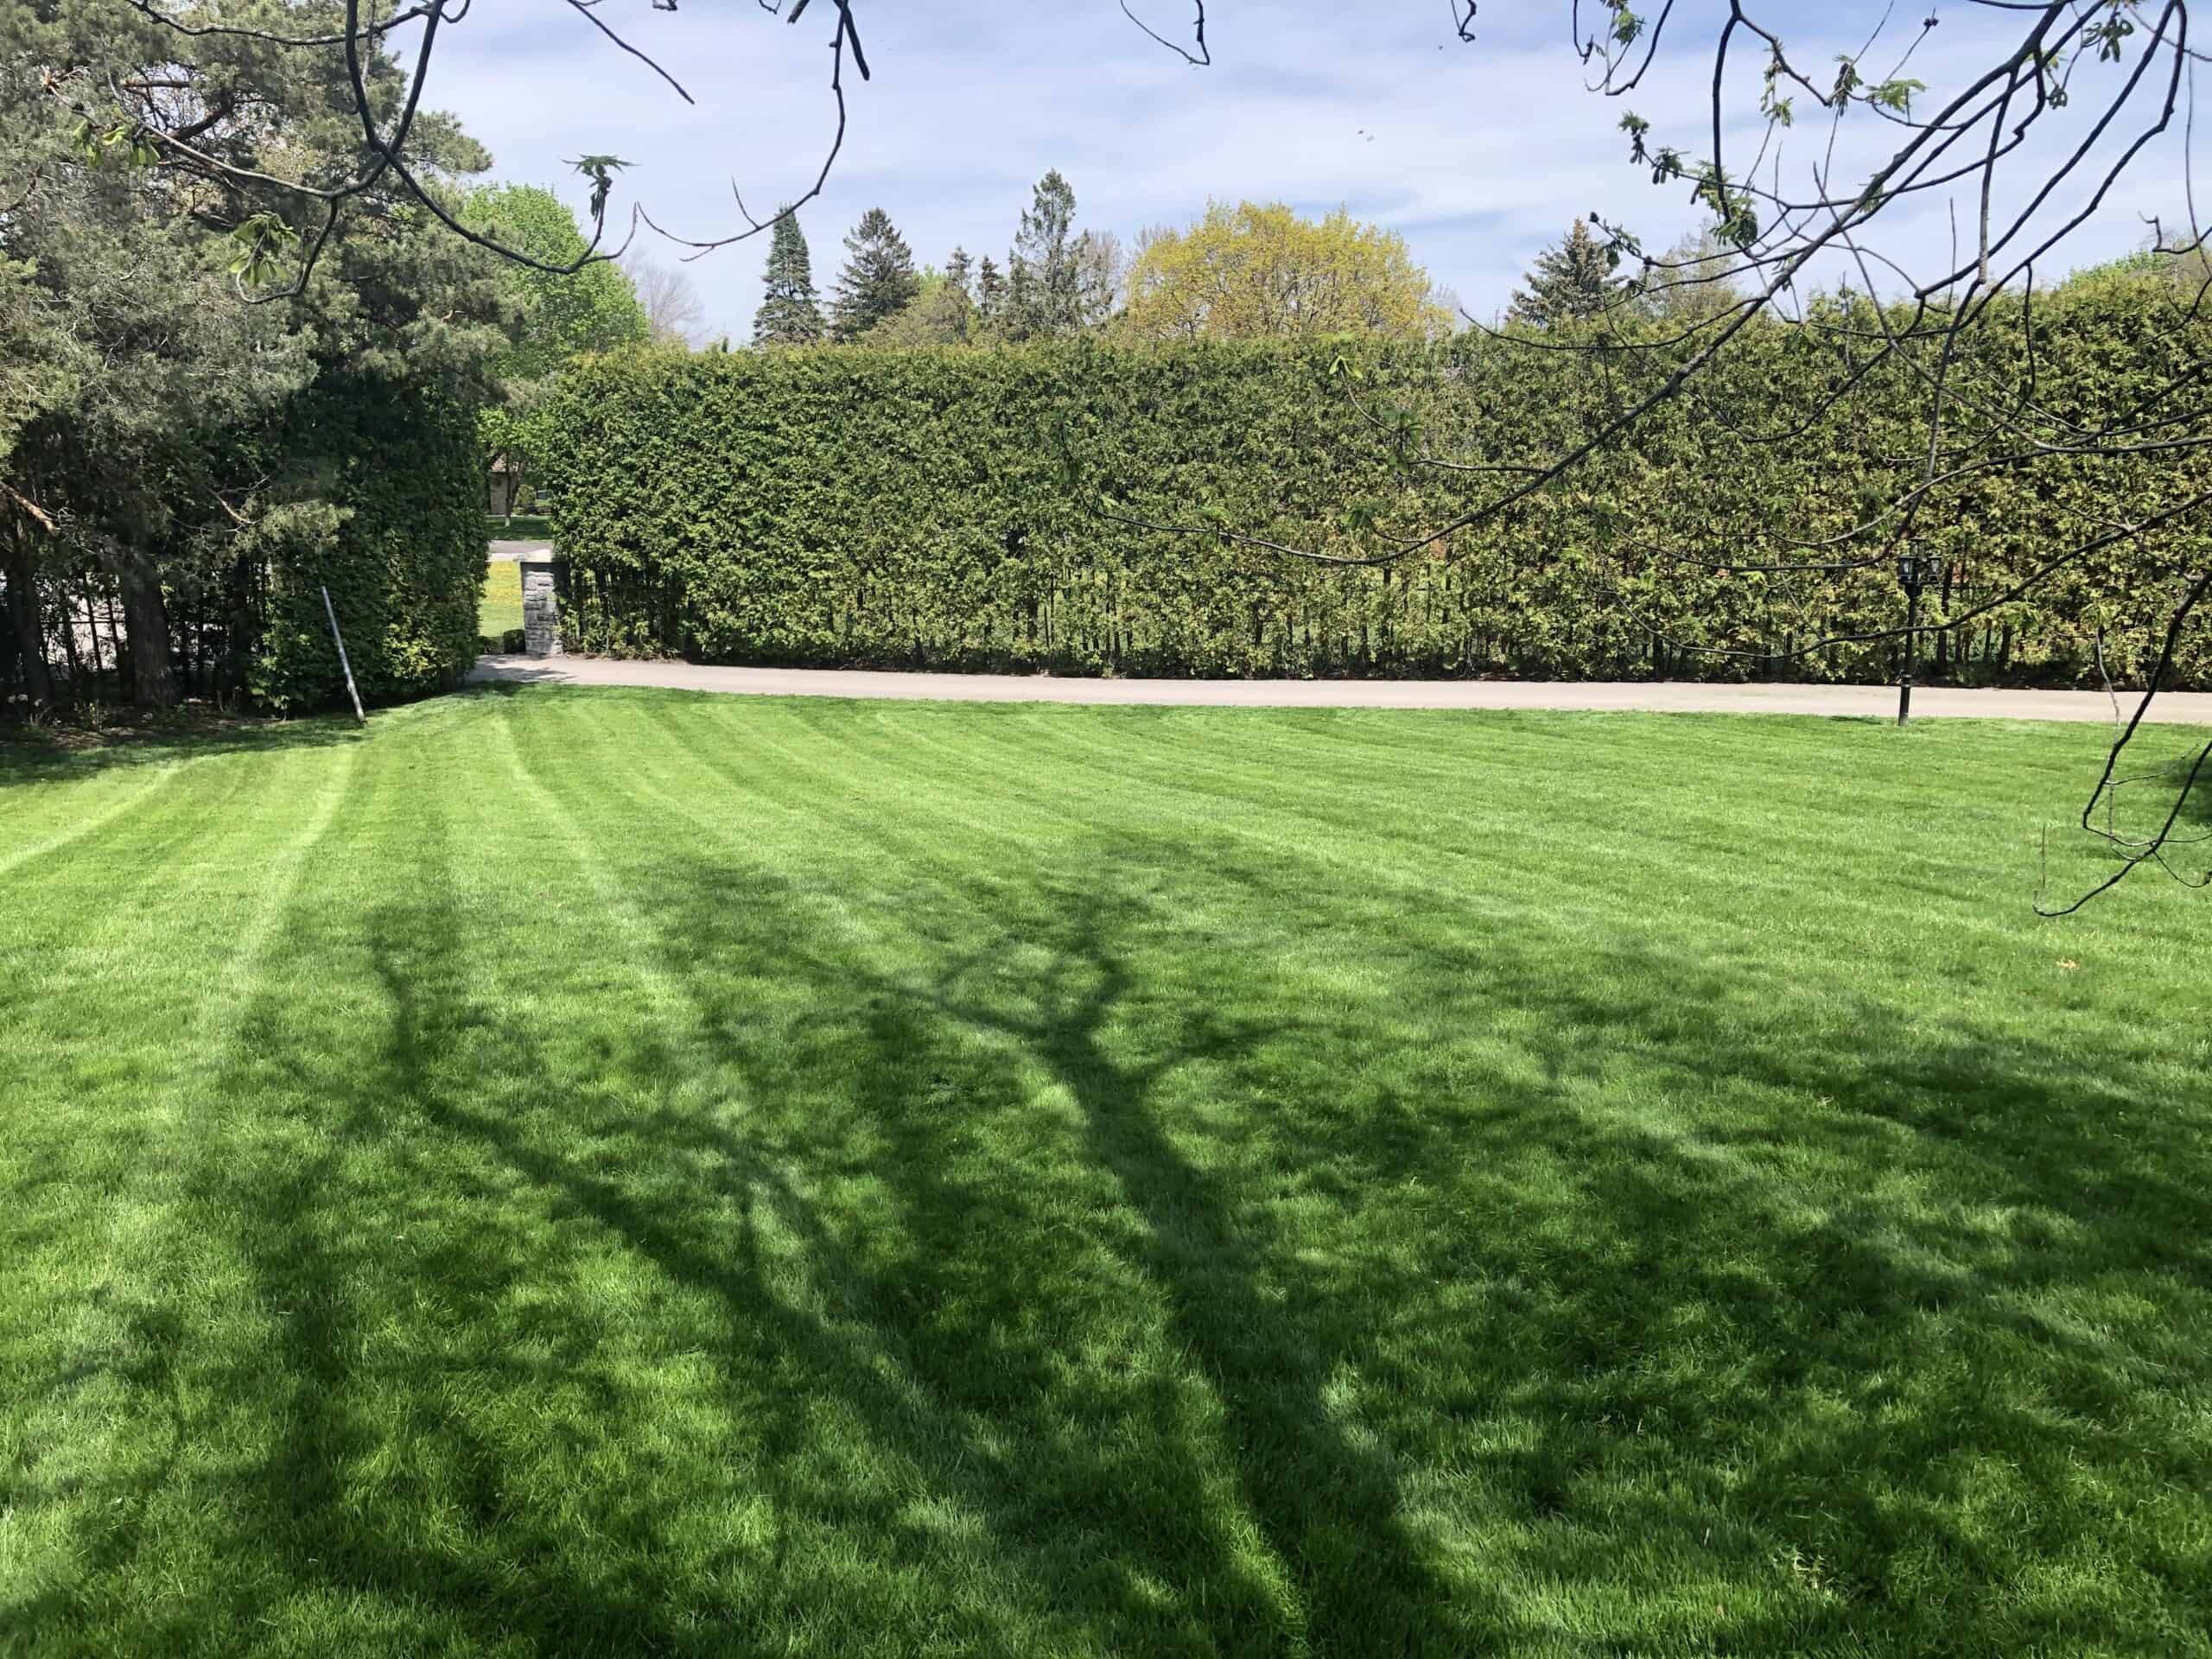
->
479;558;521;641
3;688;2209;1656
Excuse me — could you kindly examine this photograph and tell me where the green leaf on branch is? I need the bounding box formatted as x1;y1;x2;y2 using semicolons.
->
226;212;301;292
1620;111;1650;165
73;119;157;168
569;155;633;220
1869;77;1926;115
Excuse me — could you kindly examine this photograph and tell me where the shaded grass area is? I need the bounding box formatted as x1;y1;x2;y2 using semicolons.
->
479;558;522;643
0;706;359;786
3;687;2209;1656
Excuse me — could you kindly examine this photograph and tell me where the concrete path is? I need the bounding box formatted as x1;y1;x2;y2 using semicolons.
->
468;655;2212;724
486;541;550;563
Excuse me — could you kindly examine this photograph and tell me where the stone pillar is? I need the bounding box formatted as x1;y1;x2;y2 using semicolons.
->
519;554;565;658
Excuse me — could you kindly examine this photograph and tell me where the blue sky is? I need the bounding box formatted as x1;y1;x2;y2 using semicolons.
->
429;2;2196;340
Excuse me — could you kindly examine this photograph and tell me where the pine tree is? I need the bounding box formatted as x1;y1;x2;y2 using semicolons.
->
944;246;975;302
1005;169;1083;340
1003;258;1034;338
753;208;826;346
975;256;1005;327
830;207;921;342
1508;218;1624;327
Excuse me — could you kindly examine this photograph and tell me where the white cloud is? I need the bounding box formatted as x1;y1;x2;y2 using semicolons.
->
423;2;2198;339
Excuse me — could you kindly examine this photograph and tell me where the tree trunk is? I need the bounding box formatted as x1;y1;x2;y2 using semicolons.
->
0;590;17;699
112;551;178;709
1;531;55;710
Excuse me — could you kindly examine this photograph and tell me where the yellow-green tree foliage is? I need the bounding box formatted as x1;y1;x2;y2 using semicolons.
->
1121;202;1449;341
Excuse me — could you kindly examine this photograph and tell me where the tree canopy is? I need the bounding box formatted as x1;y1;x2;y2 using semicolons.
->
753;208;827;346
2;0;508;707
1001;171;1117;340
626;256;709;346
830;207;921;343
1507;219;1625;327
862;273;976;348
1121;202;1448;341
467;184;650;384
1632;219;1745;324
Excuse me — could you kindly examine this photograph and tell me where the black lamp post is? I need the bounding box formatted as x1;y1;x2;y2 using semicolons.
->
1895;544;1934;726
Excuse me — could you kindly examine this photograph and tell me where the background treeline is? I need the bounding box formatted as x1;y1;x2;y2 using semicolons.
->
753;176;1455;353
538;266;2210;687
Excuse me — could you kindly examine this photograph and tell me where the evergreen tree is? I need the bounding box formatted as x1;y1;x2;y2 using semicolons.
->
2;0;509;707
944;246;975;302
1005;169;1084;340
1002;258;1034;338
830;207;920;342
1508;218;1625;327
976;256;1005;324
753;207;826;346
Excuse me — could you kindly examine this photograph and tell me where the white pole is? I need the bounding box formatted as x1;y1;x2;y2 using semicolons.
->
321;584;365;723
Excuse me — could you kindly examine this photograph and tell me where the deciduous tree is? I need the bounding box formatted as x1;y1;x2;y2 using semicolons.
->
469;184;650;380
626;255;709;346
1121;202;1447;340
1633;219;1744;324
862;272;975;347
469;184;649;517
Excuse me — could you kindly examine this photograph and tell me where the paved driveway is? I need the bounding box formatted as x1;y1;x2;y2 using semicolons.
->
467;655;2212;724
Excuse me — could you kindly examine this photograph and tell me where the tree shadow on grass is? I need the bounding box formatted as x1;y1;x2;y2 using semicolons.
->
14;810;2209;1656
54;809;1504;1653
651;867;1493;1651
2172;747;2212;833
589;811;2211;1653
357;861;1491;1651
0;709;367;788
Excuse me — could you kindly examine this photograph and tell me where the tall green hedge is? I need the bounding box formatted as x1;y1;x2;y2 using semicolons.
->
249;375;489;711
536;283;2210;687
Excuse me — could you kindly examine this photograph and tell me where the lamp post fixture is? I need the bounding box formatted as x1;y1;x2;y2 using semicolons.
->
1895;545;1935;727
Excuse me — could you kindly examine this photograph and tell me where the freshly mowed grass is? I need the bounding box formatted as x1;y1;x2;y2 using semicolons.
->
3;688;2210;1657
478;557;522;640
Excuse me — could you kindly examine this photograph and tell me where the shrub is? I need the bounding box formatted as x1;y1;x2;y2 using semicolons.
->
251;375;489;711
537;286;2209;687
